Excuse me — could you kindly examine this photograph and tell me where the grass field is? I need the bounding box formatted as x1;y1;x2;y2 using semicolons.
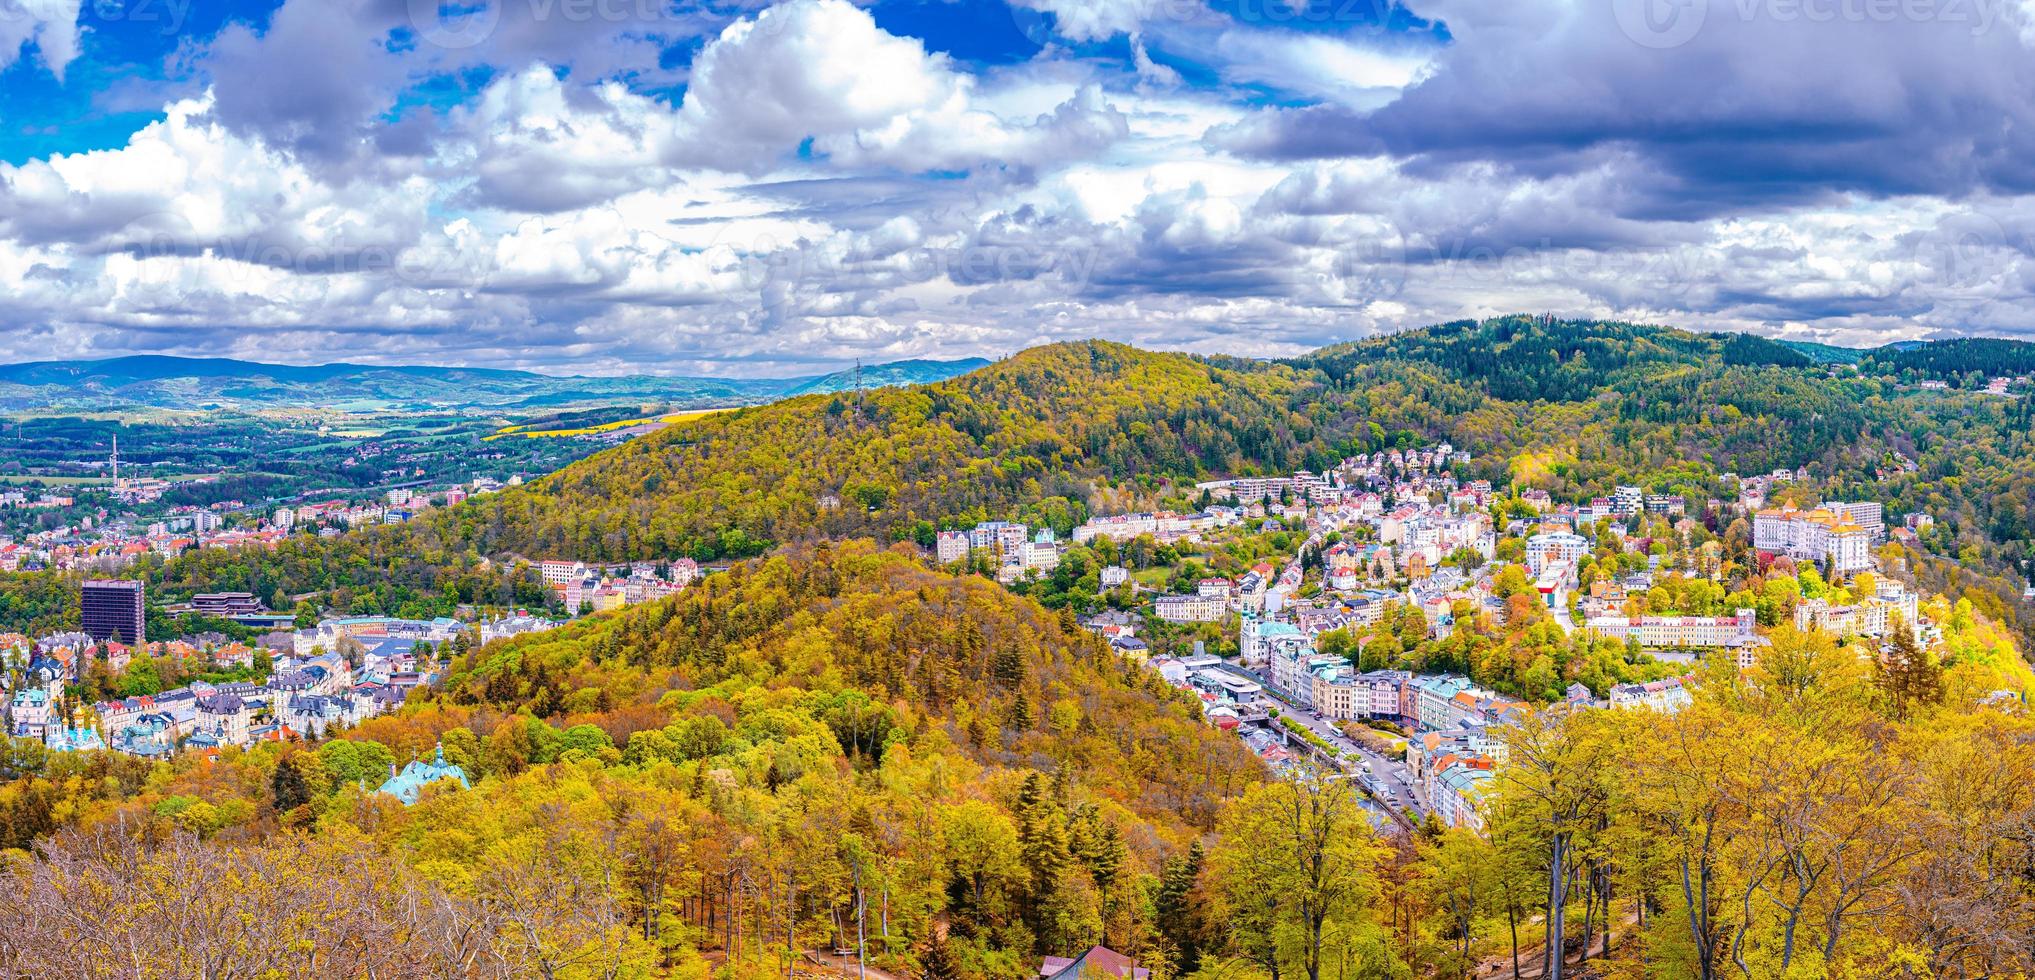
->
485;407;733;441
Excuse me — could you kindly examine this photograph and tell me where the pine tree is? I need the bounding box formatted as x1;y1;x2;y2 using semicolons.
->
919;927;961;980
1015;772;1073;940
1878;614;1944;721
271;756;311;814
1154;841;1205;975
993;644;1028;689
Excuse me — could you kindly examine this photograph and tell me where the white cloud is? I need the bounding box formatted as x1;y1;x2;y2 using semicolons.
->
8;0;2035;370
1009;0;1151;42
0;0;82;80
0;93;431;261
666;0;1127;174
454;68;686;213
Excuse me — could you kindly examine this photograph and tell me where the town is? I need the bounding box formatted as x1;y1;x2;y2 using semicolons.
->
0;464;526;574
0;555;703;795
4;434;2017;835
927;443;1997;833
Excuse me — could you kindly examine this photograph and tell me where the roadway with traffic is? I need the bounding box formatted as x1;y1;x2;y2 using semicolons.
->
1210;660;1431;824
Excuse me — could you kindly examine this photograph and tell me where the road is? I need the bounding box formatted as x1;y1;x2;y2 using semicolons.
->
1212;661;1430;822
1550;597;1576;635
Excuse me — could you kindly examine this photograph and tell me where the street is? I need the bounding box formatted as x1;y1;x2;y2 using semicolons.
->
1212;661;1430;822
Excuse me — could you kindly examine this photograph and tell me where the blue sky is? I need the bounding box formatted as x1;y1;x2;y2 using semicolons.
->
1;0;2033;374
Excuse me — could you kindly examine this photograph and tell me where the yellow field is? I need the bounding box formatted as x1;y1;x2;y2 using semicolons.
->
484;407;732;441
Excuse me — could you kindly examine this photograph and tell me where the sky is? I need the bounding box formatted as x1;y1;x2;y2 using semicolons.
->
2;0;2034;376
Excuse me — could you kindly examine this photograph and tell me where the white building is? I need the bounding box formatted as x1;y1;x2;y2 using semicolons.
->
1526;532;1592;576
1154;594;1226;624
1753;505;1875;574
1585;609;1758;649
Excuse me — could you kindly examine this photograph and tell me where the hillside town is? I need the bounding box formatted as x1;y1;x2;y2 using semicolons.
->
1;597;561;763
933;443;1993;832
0;468;533;574
0;551;707;771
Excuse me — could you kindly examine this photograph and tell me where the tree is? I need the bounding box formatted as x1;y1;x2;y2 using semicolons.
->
1491;707;1608;980
271;756;312;814
1876;614;1944;721
1209;767;1396;980
1155;841;1207;975
1416;830;1492;979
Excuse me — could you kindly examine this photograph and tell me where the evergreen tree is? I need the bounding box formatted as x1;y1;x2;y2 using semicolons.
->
270;756;311;813
1877;615;1945;721
1154;841;1205;975
919;928;961;980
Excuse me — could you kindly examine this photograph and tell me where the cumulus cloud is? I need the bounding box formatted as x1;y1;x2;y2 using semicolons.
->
1009;0;1152;42
0;0;81;79
0;94;432;264
664;0;1128;175
7;0;2035;371
453;68;687;213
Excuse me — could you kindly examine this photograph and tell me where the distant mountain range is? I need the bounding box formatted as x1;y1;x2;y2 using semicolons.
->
0;355;993;415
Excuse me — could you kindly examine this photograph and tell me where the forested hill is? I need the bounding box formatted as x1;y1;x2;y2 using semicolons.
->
430;318;1879;563
0;544;1266;974
155;316;2035;642
1858;336;2035;380
430;341;1326;562
1297;317;1816;402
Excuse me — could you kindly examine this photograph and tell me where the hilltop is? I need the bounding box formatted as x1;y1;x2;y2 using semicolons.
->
432;319;1885;563
0;544;1263;975
433;341;1322;561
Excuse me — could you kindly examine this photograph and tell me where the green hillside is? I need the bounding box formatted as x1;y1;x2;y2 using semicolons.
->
145;316;2035;644
432;341;1323;562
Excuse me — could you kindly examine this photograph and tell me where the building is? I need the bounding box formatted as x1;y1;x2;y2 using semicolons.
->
80;579;145;645
1794;578;1919;639
935;531;970;565
1825;501;1885;539
1154;594;1225;623
377;743;472;805
1526;532;1592;575
539;560;584;587
191;592;264;618
1585;609;1758;649
1431;756;1495;831
1752;505;1875;574
1608;676;1693;712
